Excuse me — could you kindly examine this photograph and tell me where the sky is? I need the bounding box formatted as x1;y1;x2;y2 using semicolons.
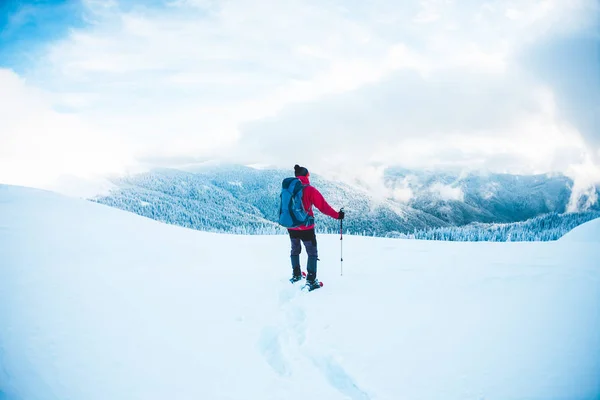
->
0;0;599;195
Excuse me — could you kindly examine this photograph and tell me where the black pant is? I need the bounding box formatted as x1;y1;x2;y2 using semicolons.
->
288;229;318;280
288;228;318;257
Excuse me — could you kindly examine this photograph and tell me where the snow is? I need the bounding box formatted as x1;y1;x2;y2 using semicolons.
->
560;217;600;243
1;184;599;400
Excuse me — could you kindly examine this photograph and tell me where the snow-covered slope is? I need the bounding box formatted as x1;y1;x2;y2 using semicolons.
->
560;217;600;243
93;167;449;236
92;165;599;238
1;185;599;400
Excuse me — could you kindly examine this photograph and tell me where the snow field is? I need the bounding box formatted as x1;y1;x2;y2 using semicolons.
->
0;185;599;400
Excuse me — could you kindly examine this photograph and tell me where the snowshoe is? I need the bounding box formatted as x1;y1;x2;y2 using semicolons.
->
290;271;307;283
304;279;323;292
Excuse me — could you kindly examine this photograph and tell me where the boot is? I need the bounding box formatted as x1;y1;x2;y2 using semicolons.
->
305;278;322;291
306;256;317;282
290;255;302;282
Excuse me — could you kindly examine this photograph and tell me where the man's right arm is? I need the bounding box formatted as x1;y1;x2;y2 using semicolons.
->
309;187;342;220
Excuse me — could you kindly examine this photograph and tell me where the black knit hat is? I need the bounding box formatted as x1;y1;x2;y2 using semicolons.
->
294;164;309;177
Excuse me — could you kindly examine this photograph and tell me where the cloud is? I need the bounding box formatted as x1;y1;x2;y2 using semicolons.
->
392;186;414;203
235;71;589;175
428;182;464;202
390;176;415;203
565;156;600;212
521;34;600;152
0;0;599;194
0;69;132;190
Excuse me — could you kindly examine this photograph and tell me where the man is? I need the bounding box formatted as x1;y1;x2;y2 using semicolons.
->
288;164;344;290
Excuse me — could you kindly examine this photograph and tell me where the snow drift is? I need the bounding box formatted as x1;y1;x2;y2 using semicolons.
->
560;217;600;243
1;185;599;400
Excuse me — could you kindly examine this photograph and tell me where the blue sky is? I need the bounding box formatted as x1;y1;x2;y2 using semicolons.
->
0;0;85;70
0;0;599;196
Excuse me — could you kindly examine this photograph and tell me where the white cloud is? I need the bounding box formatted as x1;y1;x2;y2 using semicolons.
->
236;74;591;180
392;186;414;203
391;177;415;203
0;69;133;191
428;182;465;201
323;164;391;203
566;157;600;212
1;0;599;193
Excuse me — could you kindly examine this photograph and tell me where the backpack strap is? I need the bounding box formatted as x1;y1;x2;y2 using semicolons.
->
292;181;308;197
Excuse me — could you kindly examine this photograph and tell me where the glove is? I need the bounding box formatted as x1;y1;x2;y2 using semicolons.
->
338;210;345;220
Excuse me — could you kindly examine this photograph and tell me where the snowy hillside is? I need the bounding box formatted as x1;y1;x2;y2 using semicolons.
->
384;168;585;224
402;211;600;241
560;217;600;243
93;167;448;235
1;184;599;400
92;165;599;239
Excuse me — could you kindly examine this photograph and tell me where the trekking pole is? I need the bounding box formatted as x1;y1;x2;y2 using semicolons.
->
340;208;344;276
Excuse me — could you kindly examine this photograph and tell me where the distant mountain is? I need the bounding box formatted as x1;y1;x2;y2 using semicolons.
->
91;165;600;239
383;168;587;225
391;211;600;242
92;166;448;235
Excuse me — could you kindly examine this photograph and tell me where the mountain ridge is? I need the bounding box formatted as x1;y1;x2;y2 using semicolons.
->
91;165;600;238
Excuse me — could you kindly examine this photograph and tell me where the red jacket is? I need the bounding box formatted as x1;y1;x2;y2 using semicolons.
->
289;175;339;231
